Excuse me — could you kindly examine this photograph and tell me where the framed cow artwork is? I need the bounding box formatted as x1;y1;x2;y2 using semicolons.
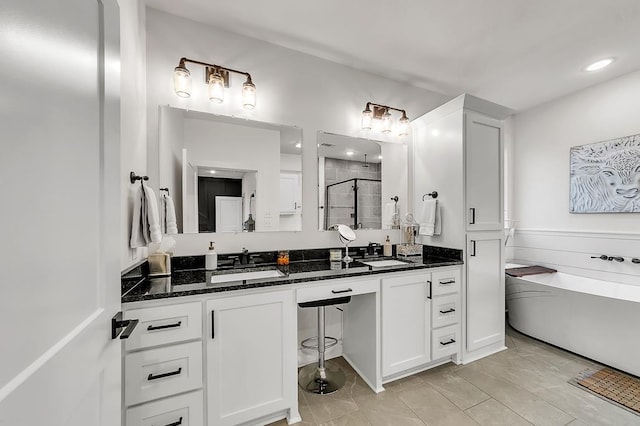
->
570;134;640;213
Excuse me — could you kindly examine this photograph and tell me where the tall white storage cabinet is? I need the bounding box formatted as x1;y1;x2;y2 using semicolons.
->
412;94;510;364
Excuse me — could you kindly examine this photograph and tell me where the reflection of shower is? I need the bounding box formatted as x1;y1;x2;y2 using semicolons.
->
362;154;369;168
325;178;381;230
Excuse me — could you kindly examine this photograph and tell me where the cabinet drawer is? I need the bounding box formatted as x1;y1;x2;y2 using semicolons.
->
125;302;202;351
126;390;203;426
431;294;460;329
297;278;379;303
125;341;203;406
431;324;459;360
431;269;460;296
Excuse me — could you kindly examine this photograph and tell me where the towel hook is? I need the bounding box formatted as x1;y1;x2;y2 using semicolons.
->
159;187;170;196
422;191;438;201
390;196;399;203
130;171;149;184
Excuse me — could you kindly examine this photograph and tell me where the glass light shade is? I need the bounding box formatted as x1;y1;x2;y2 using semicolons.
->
242;80;256;110
173;66;191;98
208;72;225;103
381;111;393;133
361;109;373;130
398;116;410;137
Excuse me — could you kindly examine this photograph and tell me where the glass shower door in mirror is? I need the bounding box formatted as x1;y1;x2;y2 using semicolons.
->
318;131;407;230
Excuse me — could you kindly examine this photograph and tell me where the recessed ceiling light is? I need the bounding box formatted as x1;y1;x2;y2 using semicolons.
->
585;58;614;72
210;170;216;174
295;142;301;148
378;155;383;160
346;151;354;156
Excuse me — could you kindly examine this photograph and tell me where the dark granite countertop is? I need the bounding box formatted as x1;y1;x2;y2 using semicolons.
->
122;255;463;303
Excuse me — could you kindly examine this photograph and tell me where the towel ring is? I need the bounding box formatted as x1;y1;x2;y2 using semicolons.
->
422;191;438;201
159;188;170;195
390;196;399;203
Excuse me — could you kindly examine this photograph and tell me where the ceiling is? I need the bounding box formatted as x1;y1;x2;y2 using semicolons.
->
145;0;640;112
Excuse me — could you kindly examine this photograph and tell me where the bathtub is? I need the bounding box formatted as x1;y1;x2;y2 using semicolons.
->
505;266;640;377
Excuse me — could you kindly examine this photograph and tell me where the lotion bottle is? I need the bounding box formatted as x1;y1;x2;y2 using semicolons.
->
205;241;218;270
383;235;392;257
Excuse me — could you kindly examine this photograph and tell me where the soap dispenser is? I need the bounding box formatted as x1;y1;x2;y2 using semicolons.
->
205;241;218;270
383;235;392;257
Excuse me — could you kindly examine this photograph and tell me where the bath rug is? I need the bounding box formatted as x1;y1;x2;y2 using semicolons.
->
569;368;640;415
505;266;557;277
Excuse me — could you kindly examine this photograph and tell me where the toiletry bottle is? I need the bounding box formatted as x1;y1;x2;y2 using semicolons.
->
205;241;218;270
383;235;392;257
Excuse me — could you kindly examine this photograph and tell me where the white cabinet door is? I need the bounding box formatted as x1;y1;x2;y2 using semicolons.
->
280;173;300;215
466;232;505;352
381;273;431;377
465;112;503;231
206;291;297;426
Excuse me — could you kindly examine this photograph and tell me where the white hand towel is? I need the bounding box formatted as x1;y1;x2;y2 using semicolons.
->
144;186;162;244
383;202;397;229
419;199;438;236
130;185;146;248
164;195;178;235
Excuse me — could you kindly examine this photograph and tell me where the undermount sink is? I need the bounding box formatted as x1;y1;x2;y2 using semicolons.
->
360;259;409;268
210;269;285;284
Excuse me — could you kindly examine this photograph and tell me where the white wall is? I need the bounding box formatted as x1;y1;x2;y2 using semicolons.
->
512;70;640;232
141;7;450;256
120;0;147;269
510;70;640;283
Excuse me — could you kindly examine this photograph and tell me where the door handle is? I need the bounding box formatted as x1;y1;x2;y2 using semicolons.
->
470;240;476;257
111;311;139;340
469;208;476;225
427;281;432;299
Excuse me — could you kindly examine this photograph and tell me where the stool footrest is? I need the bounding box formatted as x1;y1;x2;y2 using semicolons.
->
301;336;338;350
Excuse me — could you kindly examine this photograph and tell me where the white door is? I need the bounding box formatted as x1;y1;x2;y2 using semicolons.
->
0;0;122;425
279;173;300;215
206;291;297;426
465;112;503;231
215;196;243;232
381;273;432;377
182;149;198;233
466;232;505;352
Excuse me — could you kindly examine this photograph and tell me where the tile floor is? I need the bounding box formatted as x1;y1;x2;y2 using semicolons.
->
269;326;640;425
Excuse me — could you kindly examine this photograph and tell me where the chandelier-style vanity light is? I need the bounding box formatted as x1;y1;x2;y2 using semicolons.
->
361;102;410;137
173;57;256;109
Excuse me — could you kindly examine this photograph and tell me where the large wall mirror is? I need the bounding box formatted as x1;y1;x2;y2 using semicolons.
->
317;131;408;231
159;106;303;233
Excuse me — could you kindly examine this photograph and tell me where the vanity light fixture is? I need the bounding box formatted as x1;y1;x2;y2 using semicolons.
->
361;102;410;137
173;57;256;109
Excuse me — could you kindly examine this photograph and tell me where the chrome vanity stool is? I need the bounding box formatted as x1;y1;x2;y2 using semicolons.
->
298;296;351;394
